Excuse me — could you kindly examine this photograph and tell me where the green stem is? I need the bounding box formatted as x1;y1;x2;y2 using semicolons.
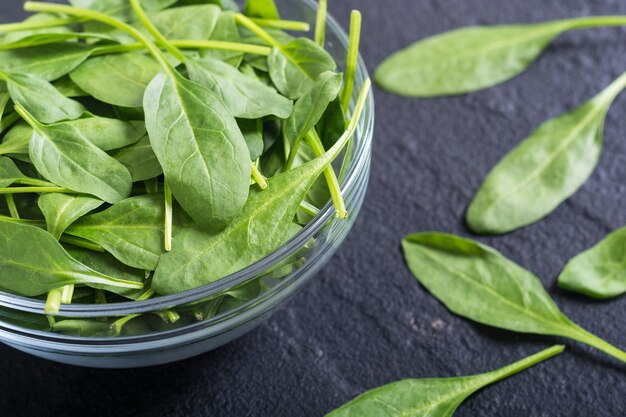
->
0;16;82;34
24;2;174;75
251;165;268;190
234;13;282;48
314;0;328;46
164;180;173;252
129;0;186;63
341;10;362;112
110;289;155;335
61;285;74;304
477;345;564;383
284;135;303;171
595;70;626;104
95;289;107;304
45;287;63;315
0;186;75;194
14;178;58;187
304;130;347;219
567;324;626;364
250;18;310;32
60;235;105;252
0;112;20;134
299;200;320;217
93;39;271;57
5;194;19;219
563;15;626;30
144;177;159;194
0;214;46;227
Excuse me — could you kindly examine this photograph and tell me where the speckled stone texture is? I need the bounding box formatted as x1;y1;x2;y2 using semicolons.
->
1;0;626;416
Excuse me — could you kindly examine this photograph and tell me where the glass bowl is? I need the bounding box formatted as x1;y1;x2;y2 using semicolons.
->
0;0;374;368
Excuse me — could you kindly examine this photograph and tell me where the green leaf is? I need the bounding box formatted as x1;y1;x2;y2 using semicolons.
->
200;11;243;66
110;135;163;182
0;43;95;81
558;226;626;299
143;5;220;40
66;194;191;270
18;105;132;203
69;52;161;108
467;73;626;234
316;98;347;149
375;20;573;97
284;71;342;149
6;72;86;123
326;346;564;417
38;193;104;239
238;118;264;161
0;221;143;297
68;0;177;21
268;37;337;99
0;156;31;187
52;75;88;98
187;55;293;119
402;232;626;363
0;122;32;156
152;81;370;294
143;70;251;231
244;0;279;19
0;32;118;50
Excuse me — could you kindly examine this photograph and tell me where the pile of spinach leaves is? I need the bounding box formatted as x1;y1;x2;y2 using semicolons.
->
0;0;370;336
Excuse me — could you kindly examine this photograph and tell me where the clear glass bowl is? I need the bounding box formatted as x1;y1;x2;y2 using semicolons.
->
0;0;374;368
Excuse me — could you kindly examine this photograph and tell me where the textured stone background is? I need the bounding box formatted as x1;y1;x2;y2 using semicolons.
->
2;1;626;416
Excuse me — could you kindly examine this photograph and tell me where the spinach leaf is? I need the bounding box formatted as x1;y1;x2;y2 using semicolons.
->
316;98;346;149
186;55;293;119
66;194;191;270
375;20;573;97
200;11;243;66
110;135;163;182
467;72;626;234
558;226;626;299
68;0;177;21
17;105;133;203
52;75;88;98
327;346;563;417
402;232;626;363
144;69;251;230
0;31;118;50
143;4;220;40
238;118;264;161
52;319;113;337
284;71;342;150
0;122;35;156
69;52;161;107
268;37;337;99
38;193;104;239
4;72;86;123
0;156;32;187
0;220;143;296
244;0;279;19
0;43;95;81
152;80;370;294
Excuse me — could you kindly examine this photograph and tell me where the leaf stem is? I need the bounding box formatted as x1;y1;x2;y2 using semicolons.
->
93;40;271;56
129;0;186;63
251;165;268;190
0;16;82;34
478;345;564;384
0;186;76;194
234;13;282;48
60;235;105;252
299;200;320;217
314;0;328;46
14;178;58;187
564;15;626;30
341;11;362;112
45;288;63;315
5;194;19;219
164;180;173;252
305;129;347;219
567;324;626;364
250;18;310;32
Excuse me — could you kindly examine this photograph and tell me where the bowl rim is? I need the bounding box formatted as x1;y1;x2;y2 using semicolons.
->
0;0;374;317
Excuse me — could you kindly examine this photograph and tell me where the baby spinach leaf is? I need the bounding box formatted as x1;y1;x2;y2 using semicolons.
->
327;345;564;417
284;71;342;150
38;193;104;239
69;52;161;107
0;156;31;187
0;220;143;297
402;232;626;363
66;194;191;270
143;4;220;40
143;69;251;231
186;55;293;119
17;105;133;203
467;72;626;234
375;20;575;97
558;226;626;299
69;0;177;21
110;135;163;182
200;11;243;66
244;0;279;19
152;80;370;294
238;118;264;161
268;37;337;99
5;72;86;123
52;75;88;98
0;122;35;156
52;319;113;337
0;43;95;81
316;98;346;149
0;31;118;50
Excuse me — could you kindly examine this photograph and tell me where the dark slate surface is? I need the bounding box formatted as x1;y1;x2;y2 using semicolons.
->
2;1;626;416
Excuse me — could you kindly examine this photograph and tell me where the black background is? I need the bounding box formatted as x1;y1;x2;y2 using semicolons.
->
2;1;626;416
